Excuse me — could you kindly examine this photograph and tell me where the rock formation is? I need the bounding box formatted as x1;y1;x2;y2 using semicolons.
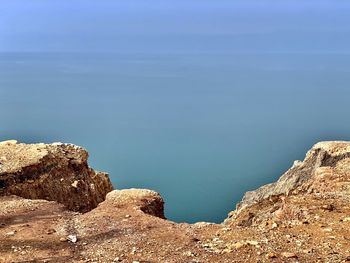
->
0;140;113;212
226;141;350;223
1;140;350;262
104;189;165;219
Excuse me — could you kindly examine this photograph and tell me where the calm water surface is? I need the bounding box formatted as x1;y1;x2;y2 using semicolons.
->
1;51;350;222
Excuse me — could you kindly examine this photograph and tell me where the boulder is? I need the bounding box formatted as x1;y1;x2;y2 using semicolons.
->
0;141;113;212
104;189;165;218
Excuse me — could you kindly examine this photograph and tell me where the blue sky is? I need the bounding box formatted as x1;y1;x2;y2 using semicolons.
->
1;0;350;53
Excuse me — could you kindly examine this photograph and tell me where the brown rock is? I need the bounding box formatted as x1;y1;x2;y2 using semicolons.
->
0;141;113;212
103;189;165;218
232;141;350;217
266;252;277;259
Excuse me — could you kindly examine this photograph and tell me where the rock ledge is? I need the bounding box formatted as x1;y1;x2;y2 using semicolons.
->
0;140;113;212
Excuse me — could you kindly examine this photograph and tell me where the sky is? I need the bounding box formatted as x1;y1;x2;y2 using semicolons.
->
1;0;350;53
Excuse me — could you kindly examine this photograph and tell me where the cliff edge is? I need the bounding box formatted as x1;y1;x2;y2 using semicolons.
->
1;140;350;262
0;140;113;212
226;141;350;224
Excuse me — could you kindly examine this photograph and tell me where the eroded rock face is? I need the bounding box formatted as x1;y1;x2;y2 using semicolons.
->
226;141;350;222
0;140;113;212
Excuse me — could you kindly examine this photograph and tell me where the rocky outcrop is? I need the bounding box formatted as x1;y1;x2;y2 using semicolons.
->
0;140;113;212
103;189;165;218
231;141;350;216
2;140;350;262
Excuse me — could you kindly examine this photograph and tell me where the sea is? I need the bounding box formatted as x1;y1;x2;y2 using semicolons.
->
1;50;350;222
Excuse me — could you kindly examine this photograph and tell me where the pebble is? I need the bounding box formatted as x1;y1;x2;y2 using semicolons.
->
323;227;333;232
282;252;297;258
71;180;79;188
6;231;16;236
67;235;78;243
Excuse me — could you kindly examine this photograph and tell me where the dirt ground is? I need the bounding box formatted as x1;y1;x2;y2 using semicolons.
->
1;186;350;263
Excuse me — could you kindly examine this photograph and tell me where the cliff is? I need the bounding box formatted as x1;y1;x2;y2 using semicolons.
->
1;140;350;262
226;141;350;223
0;140;113;212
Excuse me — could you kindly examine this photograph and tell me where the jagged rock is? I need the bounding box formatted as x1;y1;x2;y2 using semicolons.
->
232;141;350;217
0;141;113;212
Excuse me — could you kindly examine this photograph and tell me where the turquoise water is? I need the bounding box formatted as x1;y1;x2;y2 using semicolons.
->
2;0;350;222
1;51;350;222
